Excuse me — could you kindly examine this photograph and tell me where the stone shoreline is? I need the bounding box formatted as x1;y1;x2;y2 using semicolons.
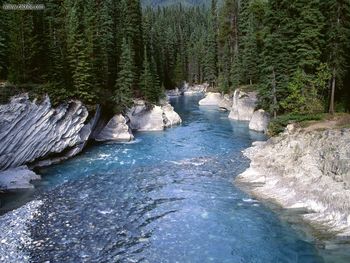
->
236;126;350;238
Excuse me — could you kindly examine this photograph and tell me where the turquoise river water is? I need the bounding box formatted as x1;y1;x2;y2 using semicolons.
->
2;95;349;262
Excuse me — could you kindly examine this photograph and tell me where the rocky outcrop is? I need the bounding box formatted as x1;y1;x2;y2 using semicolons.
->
162;103;182;128
198;92;222;106
0;94;90;171
165;88;181;98
236;127;350;236
183;84;208;95
218;94;232;111
0;166;40;191
127;100;182;131
229;90;257;121
249;110;270;133
95;114;134;142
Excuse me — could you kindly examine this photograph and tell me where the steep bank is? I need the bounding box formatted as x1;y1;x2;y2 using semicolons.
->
0;95;182;190
236;125;350;237
0;94;94;172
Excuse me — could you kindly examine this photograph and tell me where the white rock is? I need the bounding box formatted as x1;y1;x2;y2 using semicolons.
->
165;88;181;97
95;114;134;142
249;109;270;133
183;83;208;95
236;128;350;236
0;166;40;190
218;94;232;111
0;94;91;171
198;92;222;106
162;103;182;128
127;100;182;131
228;90;257;121
129;105;164;131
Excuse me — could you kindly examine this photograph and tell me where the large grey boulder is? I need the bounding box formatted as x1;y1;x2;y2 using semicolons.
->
198;92;222;106
0;166;40;190
95;114;134;142
249;109;270;133
0;94;90;171
228;90;257;121
127;100;181;131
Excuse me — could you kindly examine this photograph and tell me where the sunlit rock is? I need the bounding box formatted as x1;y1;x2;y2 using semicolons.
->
237;128;350;236
228;90;257;121
249;109;270;133
95;114;134;142
183;83;208;95
0;94;90;171
127;100;181;131
198;92;222;106
0;166;40;190
218;94;232;111
162;103;182;128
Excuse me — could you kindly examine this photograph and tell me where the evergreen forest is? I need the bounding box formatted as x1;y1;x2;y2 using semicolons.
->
0;0;349;116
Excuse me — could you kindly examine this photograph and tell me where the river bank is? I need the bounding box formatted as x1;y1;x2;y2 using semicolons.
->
1;95;332;262
236;124;350;239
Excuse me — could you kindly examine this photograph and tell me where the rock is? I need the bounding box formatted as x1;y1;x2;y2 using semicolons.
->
249;109;270;133
0;94;90;171
165;88;181;97
198;92;222;106
228;90;257;121
183;83;208;95
162;103;182;128
218;94;232;111
0;166;40;191
236;128;350;236
127;100;182;131
95;114;134;142
33;106;100;168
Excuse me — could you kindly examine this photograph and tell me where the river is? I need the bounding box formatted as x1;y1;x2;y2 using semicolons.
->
0;95;332;262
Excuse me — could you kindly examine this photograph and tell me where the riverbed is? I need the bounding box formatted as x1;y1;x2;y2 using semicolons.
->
0;95;339;262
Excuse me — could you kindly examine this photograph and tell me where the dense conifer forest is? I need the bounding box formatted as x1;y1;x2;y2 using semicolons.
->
0;0;349;115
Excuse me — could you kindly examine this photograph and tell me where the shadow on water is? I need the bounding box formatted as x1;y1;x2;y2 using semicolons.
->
1;95;349;262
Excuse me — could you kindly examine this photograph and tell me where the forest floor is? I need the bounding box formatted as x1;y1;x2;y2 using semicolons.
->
302;113;350;132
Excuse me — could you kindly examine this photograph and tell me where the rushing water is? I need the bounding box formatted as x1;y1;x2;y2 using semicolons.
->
0;95;338;262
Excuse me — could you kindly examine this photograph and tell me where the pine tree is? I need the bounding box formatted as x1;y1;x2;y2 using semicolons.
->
140;49;155;102
7;6;39;83
174;53;184;87
323;0;350;114
0;4;8;79
258;0;296;116
121;0;144;89
218;0;240;92
204;0;218;87
294;0;325;73
113;39;134;113
239;0;260;85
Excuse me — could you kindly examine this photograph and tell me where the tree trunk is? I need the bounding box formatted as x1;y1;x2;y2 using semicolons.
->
329;68;336;115
272;68;277;119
